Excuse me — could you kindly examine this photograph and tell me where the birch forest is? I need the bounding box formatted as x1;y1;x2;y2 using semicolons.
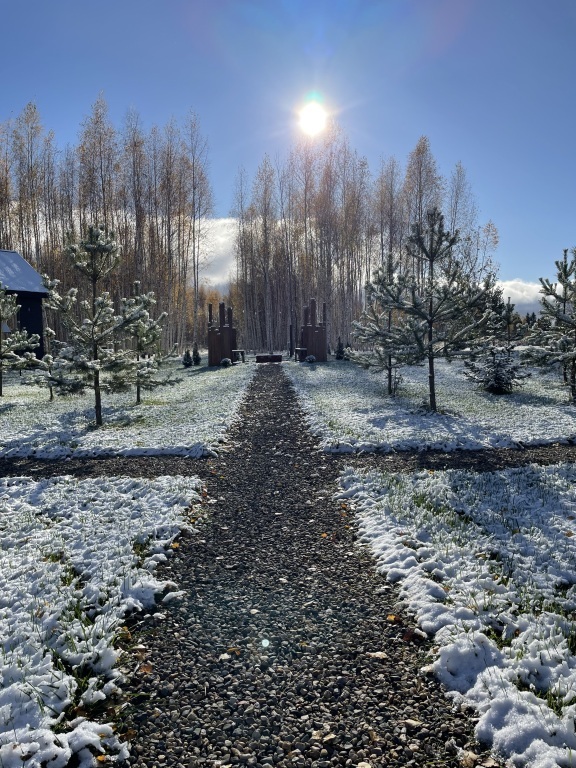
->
0;97;499;355
232;128;499;352
0;97;213;349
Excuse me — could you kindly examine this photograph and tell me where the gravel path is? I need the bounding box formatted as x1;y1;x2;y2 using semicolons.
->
111;364;502;768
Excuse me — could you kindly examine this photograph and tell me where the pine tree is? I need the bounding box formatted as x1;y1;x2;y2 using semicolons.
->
118;282;173;405
463;288;529;393
524;248;576;402
182;348;193;368
352;209;492;411
0;283;40;396
44;225;168;425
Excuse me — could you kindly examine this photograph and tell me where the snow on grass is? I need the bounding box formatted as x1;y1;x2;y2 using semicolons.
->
0;473;202;767
339;463;576;768
0;360;255;459
285;359;576;453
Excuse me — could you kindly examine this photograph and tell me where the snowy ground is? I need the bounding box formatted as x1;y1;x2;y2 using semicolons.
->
285;359;576;453
0;474;203;767
0;360;255;459
3;357;576;767
339;464;576;768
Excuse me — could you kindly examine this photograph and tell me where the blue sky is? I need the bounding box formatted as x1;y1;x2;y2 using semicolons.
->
2;0;575;300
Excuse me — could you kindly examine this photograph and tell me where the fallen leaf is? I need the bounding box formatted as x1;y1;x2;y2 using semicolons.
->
321;533;328;538
566;530;574;537
138;662;153;674
402;627;428;643
171;542;180;549
404;719;423;729
96;758;108;764
459;750;479;767
387;614;402;624
227;647;241;656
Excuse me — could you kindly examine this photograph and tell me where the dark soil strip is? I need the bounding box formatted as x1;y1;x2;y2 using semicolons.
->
1;424;575;485
109;364;502;768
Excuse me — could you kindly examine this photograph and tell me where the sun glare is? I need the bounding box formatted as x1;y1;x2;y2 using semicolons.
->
299;101;328;136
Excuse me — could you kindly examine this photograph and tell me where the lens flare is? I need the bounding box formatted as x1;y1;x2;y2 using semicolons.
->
299;101;328;136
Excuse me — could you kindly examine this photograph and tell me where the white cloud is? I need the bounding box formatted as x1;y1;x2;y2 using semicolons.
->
203;217;237;287
497;279;541;313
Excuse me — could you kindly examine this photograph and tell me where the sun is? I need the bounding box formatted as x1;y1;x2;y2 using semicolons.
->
299;101;328;136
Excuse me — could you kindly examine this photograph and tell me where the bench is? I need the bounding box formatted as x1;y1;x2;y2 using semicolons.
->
255;353;283;363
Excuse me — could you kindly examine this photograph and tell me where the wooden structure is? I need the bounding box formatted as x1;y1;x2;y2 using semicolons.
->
297;298;327;362
0;249;49;357
207;302;239;366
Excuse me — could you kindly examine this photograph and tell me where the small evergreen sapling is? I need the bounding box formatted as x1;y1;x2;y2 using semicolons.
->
463;290;529;394
43;225;172;425
192;341;201;366
335;338;345;360
464;346;530;394
182;349;193;368
119;283;175;405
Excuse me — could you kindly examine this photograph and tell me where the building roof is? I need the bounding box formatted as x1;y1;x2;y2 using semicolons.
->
0;250;48;295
